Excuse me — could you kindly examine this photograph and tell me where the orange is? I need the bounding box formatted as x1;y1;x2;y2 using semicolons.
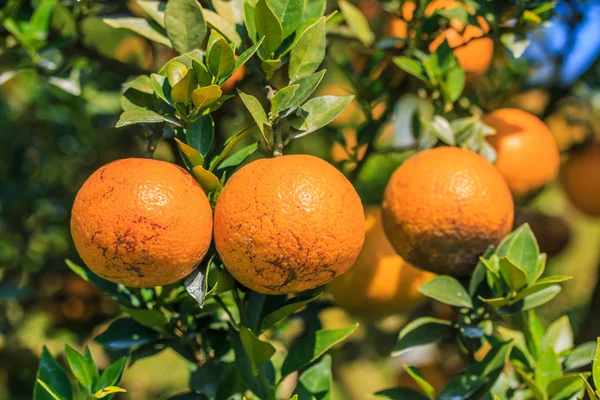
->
483;108;560;197
70;158;213;287
562;143;600;216
221;64;245;93
114;36;154;69
382;147;514;275
213;155;365;294
328;207;435;320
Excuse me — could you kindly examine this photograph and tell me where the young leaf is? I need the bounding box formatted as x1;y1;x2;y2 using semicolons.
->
187;114;215;157
210;126;254;170
123;75;153;94
271;84;299;117
165;0;207;53
237;90;269;143
192;165;221;191
171;69;197;105
281;324;358;378
102;17;171;47
239;327;276;373
34;347;73;400
191;59;212;87
175;138;205;167
294;355;332;400
94;357;127;395
512;275;572;303
287;70;326;111
498;257;528;291
524;310;544;360
167;61;188;87
115;109;166;128
495;224;541;284
338;0;374;46
151;74;172;105
290;95;354;137
208;38;236;79
522;285;561;311
289;17;326;80
565;342;597;371
65;345;96;392
270;0;305;38
261;293;321;331
418;276;473;308
393;317;454;356
254;0;284;54
547;373;587;400
192;85;222;110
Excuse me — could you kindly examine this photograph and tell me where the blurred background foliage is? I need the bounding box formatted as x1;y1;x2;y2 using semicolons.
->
1;0;600;399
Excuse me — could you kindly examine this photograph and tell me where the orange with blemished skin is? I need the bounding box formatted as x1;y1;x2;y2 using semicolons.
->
382;147;514;276
70;158;213;288
213;155;365;294
483;108;560;197
328;207;435;320
562;143;600;216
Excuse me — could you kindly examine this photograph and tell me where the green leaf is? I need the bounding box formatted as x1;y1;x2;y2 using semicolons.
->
34;347;73;400
206;269;236;297
403;366;436;399
261;293;321;331
165;0;207;53
441;66;465;102
542;316;573;354
94;386;127;399
192;165;221;191
208;38;236;79
495;224;541;284
189;360;224;398
393;317;454;356
593;338;600;392
187;114;215;157
524;310;544;361
513;275;572;303
289;17;326;80
535;348;562;391
115;109;166;128
244;2;258;44
239;327;276;373
254;0;284;54
338;0;374;46
374;388;429;400
151;74;172;105
167;61;188;87
136;0;166;27
261;59;281;78
123;75;153;94
565;342;597;371
94;357;127;395
65;345;96;392
290;95;354;137
522;285;562;311
469;247;495;296
418;276;473;308
287;70;326;111
175;138;204;167
102;17;171;47
294;355;332;400
192;85;222;110
281;324;358;378
270;0;305;38
171;69;197;105
203;8;242;47
515;367;545;400
548;373;587;400
498;257;528;291
233;38;264;74
190;59;212;87
217;142;259;170
210;126;253;170
30;0;57;40
121;307;168;329
238;90;268;143
271;84;300;117
302;0;326;23
230;331;275;399
94;318;159;351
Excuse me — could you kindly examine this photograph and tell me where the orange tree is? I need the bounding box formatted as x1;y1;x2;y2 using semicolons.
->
2;0;600;399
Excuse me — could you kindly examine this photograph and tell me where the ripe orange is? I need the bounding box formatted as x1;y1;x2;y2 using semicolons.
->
388;0;493;78
70;158;213;287
562;143;600;216
483;108;560;197
382;147;514;275
213;155;365;294
328;207;435;320
221;64;245;93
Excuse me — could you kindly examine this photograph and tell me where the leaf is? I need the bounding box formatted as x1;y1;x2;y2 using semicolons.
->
189;360;223;398
94;357;127;395
548;373;587;400
287;70;326;111
254;0;284;54
94;386;127;399
294;355;332;400
65;345;96;392
290;95;354;138
237;90;268;142
203;8;242;46
208;37;235;79
122;307;168;329
338;0;374;46
151;74;171;105
192;86;223;116
175;138;204;167
524;310;544;361
115;109;166;128
441;66;465;102
403;366;436;399
522;285;561;311
565;342;597;371
261;293;321;331
535;348;562;392
495;224;540;284
515;367;545;400
34;347;73;400
102;17;171;47
230;331;275;399
217;142;259;170
192;165;221;191
542;316;573;354
418;276;473;308
171;69;197;105
498;257;528;291
281;324;358;378
123;75;153;94
136;1;166;27
469;247;495;296
593;338;600;392
270;0;305;38
392;317;454;356
94;318;159;351
512;275;572;303
184;111;212;152
271;84;300;117
165;0;207;53
302;0;326;23
374;388;429;400
184;265;209;307
167;61;188;87
233;38;264;73
239;327;277;373
210;126;253;170
289;17;326;80
30;0;57;40
190;59;212;87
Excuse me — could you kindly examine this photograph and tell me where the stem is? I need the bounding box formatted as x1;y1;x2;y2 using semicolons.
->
272;124;283;157
214;295;239;329
144;124;163;158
